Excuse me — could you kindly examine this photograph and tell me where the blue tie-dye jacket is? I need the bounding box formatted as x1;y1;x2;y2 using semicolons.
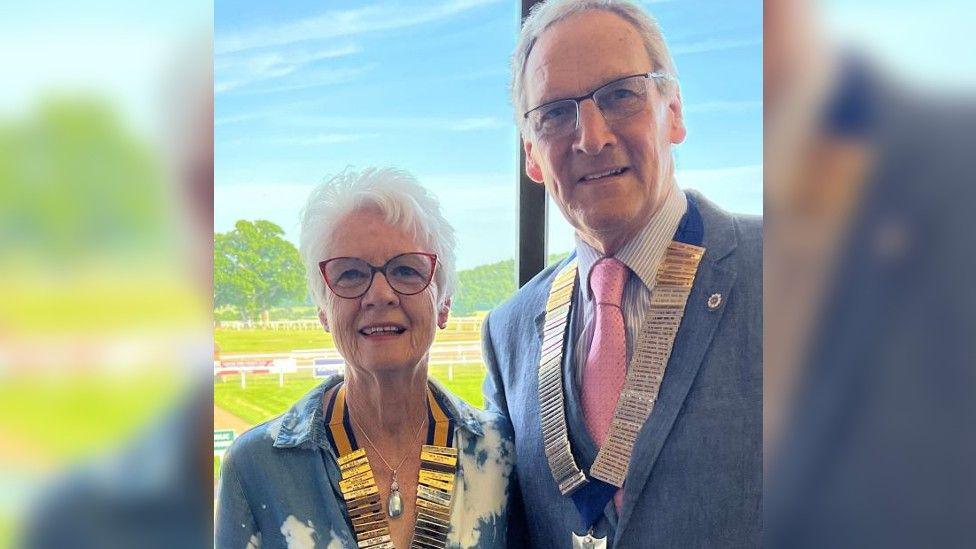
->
215;375;515;548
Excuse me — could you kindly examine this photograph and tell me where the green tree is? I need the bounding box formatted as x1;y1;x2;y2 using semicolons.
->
214;220;306;320
451;252;569;316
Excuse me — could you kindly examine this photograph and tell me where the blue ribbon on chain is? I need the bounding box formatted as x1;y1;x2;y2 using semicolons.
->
571;478;618;529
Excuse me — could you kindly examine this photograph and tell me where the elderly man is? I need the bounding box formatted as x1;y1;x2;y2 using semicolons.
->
482;0;761;547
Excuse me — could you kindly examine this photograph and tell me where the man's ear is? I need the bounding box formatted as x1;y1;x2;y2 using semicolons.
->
523;139;545;183
318;309;330;332
667;91;687;144
437;297;452;329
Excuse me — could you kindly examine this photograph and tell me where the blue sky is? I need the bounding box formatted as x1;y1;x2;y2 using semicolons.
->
215;0;763;268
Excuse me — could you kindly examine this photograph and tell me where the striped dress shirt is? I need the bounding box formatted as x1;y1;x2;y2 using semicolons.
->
572;185;688;386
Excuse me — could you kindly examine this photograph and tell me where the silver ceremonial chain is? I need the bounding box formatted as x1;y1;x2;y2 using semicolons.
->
348;399;428;519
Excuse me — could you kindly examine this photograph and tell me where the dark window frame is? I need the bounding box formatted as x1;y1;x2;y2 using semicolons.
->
517;0;548;287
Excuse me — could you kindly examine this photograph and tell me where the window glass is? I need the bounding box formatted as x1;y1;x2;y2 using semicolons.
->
214;0;519;446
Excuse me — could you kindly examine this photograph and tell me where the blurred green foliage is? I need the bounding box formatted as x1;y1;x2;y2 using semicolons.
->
0;97;199;335
269;305;317;319
0;97;170;261
0;516;13;549
214;305;317;322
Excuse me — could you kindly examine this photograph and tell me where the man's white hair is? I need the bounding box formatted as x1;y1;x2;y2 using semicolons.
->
511;0;679;136
299;168;458;312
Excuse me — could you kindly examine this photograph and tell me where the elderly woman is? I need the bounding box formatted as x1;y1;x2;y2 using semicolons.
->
216;168;515;549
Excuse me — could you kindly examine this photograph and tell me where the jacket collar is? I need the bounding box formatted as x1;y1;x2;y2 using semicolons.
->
272;375;484;451
685;188;737;264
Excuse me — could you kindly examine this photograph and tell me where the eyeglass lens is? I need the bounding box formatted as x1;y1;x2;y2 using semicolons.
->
529;74;650;138
324;253;434;298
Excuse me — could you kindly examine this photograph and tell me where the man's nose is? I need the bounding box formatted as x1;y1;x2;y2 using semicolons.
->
573;99;616;155
361;272;399;308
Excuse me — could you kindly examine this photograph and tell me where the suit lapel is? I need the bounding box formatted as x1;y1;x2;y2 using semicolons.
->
614;192;739;538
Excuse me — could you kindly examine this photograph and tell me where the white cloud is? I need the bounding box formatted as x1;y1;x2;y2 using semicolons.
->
215;44;360;94
273;133;378;145
215;0;504;55
671;37;762;55
215;111;270;127
218;64;375;95
449;117;506;131
216;111;507;132
220;132;378;148
279;115;507;132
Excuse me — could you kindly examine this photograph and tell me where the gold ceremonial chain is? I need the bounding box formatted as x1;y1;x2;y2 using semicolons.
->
347;397;429;520
328;384;459;549
539;241;705;495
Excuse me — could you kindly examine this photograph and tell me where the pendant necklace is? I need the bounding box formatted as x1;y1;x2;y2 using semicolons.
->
349;405;428;519
329;383;460;548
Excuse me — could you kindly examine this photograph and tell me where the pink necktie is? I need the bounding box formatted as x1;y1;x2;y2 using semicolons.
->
582;257;629;446
581;258;629;509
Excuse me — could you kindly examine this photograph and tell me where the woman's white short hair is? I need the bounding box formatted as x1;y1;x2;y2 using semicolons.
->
511;0;679;135
299;168;458;312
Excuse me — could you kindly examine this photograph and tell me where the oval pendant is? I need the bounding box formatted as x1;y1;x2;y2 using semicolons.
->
387;489;403;519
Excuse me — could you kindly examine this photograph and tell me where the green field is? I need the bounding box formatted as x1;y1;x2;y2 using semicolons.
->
214;363;487;428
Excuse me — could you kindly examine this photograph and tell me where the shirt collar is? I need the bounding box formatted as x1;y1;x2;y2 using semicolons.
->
272;375;484;451
575;184;687;300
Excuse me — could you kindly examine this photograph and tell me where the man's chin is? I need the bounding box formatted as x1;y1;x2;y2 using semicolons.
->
576;207;636;232
572;209;644;249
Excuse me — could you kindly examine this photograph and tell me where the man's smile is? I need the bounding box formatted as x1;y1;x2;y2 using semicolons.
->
578;166;629;183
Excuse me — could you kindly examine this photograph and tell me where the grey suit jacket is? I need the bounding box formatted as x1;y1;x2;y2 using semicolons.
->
483;190;761;548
